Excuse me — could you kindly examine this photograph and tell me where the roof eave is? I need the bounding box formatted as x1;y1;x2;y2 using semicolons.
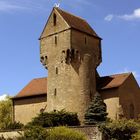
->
12;93;47;100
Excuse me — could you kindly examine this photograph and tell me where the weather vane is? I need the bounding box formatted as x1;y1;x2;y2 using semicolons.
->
54;0;62;8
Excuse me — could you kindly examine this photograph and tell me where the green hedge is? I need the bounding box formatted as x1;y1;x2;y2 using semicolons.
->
47;126;87;140
26;110;80;127
99;119;140;140
18;126;87;140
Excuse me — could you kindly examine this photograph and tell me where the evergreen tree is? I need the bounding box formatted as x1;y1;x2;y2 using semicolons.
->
84;92;108;125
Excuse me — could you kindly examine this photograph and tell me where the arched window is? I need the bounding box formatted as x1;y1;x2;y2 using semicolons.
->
53;13;57;26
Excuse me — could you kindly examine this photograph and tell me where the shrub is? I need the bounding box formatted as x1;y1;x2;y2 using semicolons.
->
99;119;140;140
46;126;87;140
26;109;80;127
132;130;140;140
0;96;12;129
3;121;24;130
18;126;48;140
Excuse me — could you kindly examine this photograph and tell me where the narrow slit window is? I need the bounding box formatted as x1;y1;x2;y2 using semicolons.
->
53;13;57;26
85;37;87;44
55;36;57;45
54;88;57;96
71;49;75;61
56;67;58;74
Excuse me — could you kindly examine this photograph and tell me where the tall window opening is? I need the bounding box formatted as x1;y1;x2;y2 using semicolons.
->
66;49;70;63
85;37;87;44
130;104;134;119
55;36;57;45
54;88;57;96
71;49;75;61
53;13;57;26
56;67;58;74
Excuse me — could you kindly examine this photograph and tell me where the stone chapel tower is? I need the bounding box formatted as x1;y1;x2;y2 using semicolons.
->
39;7;102;122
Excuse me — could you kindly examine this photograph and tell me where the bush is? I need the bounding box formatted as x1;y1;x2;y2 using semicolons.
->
132;130;140;140
3;121;24;130
99;119;140;140
0;96;12;129
26;110;80;127
18;126;48;140
46;126;87;140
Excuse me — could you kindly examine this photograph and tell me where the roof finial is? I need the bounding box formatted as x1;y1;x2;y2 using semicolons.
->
54;0;62;8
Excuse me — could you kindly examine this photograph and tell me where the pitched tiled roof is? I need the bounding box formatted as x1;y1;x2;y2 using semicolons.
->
55;8;100;38
12;77;47;99
97;73;131;90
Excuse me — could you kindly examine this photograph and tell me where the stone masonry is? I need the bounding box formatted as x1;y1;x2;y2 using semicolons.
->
39;7;102;123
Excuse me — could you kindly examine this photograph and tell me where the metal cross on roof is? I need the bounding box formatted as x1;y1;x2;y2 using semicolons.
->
54;0;62;8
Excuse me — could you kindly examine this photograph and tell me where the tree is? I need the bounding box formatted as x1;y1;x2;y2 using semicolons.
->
84;92;108;125
0;96;12;129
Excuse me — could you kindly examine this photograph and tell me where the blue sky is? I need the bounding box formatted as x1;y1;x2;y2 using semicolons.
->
0;0;140;96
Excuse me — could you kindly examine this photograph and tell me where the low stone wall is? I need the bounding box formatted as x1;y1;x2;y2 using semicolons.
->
0;130;23;139
0;126;102;140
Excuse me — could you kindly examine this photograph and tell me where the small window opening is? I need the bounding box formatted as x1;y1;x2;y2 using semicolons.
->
55;36;57;45
53;13;57;26
56;67;58;74
40;56;45;64
85;37;87;44
66;49;70;63
76;50;79;60
54;88;57;96
71;49;75;61
61;50;65;63
67;49;70;58
130;104;134;119
62;50;65;53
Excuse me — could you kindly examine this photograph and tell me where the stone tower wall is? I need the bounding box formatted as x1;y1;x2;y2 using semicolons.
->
40;9;101;123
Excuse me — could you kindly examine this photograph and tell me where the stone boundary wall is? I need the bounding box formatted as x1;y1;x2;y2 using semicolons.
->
0;126;103;140
0;129;23;139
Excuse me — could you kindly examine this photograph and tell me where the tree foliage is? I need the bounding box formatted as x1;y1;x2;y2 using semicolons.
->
84;92;108;125
0;96;12;129
0;96;23;130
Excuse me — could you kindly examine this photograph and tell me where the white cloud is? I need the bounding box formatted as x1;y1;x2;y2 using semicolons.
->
0;0;49;13
104;14;114;21
0;94;7;101
0;1;25;12
119;8;140;21
105;8;140;21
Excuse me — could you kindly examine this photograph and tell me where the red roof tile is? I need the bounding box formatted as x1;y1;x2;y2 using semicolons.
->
97;73;131;90
12;77;47;99
56;8;100;38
